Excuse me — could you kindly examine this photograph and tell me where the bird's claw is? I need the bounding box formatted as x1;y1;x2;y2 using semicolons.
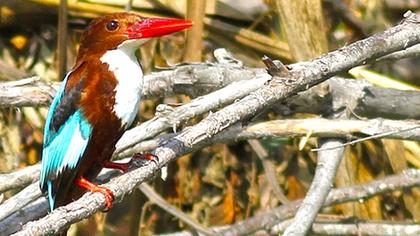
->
132;152;159;165
92;185;114;212
76;177;115;211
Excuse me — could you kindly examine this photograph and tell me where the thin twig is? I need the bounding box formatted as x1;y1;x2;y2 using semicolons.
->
247;140;289;204
311;125;420;152
139;184;217;236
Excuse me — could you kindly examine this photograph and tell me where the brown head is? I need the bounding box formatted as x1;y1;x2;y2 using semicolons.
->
76;12;192;62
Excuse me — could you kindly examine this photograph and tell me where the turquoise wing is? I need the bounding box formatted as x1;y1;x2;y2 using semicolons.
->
40;71;92;211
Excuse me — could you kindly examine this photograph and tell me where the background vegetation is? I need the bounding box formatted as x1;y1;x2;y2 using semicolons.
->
0;0;419;235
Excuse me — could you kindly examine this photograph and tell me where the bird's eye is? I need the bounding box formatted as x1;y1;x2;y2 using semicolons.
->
106;20;119;31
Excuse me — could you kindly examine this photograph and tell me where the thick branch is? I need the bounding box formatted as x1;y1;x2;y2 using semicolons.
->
0;198;48;236
2;63;420;122
0;182;42;221
273;77;420;119
0;63;262;107
0;164;40;193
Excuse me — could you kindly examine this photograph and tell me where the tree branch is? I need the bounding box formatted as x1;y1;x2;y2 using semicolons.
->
0;182;42;221
0;63;263;107
0;163;40;193
283;139;345;236
247;139;289;204
274;219;420;236
376;43;420;62
115;74;269;154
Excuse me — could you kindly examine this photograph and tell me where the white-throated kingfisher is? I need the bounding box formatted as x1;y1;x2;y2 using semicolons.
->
40;12;192;211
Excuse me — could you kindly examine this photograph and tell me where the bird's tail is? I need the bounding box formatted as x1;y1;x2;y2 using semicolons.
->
47;181;55;212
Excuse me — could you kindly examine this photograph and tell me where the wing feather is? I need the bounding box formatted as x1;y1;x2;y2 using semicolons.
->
40;64;92;211
41;110;91;210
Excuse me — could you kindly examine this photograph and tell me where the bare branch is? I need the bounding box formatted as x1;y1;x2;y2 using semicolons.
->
377;43;420;62
2;65;420;122
272;77;420;120
0;183;42;221
283;139;344;236
274;219;420;235
311;125;420;152
2;66;420;122
0;164;40;193
247;140;289;204
0;198;48;236
0;63;263;107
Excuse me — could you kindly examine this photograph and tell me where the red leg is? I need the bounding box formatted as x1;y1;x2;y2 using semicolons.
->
75;177;114;210
103;153;158;172
103;160;130;172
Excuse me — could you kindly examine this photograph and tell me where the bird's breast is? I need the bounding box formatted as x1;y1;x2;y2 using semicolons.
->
100;48;143;128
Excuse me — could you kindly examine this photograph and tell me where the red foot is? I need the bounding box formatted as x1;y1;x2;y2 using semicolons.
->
103;152;159;172
133;152;159;164
75;177;114;210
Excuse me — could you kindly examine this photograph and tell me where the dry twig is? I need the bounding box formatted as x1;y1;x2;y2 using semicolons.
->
283;139;345;236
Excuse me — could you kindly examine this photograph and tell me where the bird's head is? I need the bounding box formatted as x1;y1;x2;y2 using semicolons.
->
76;12;192;61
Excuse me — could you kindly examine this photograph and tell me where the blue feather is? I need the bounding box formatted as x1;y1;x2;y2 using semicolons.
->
40;73;92;210
47;181;54;211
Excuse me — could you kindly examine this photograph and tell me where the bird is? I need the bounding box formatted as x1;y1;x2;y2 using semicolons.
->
39;12;192;212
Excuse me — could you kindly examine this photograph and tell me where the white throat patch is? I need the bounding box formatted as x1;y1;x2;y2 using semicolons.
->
100;39;146;127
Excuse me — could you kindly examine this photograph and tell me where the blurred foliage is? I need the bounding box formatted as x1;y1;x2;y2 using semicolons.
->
0;0;419;235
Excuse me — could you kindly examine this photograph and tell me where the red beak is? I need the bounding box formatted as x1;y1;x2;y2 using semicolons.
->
127;17;193;39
